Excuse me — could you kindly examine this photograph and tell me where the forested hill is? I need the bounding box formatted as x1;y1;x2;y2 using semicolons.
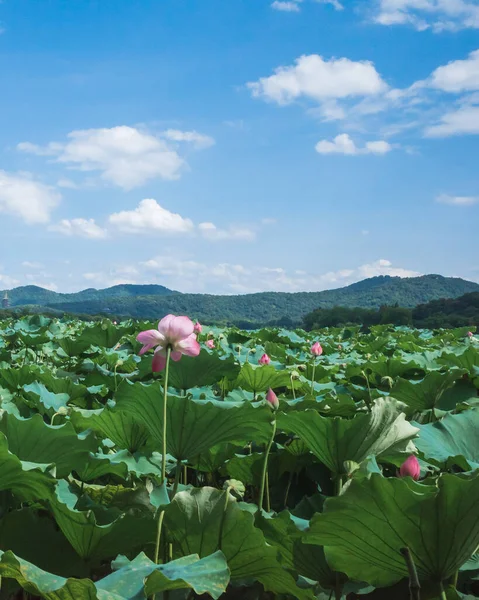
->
3;274;478;325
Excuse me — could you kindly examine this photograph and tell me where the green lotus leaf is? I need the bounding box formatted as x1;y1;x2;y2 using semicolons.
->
163;486;314;599
0;431;55;501
0;366;38;390
278;398;419;475
235;362;291;393
70;407;149;453
114;382;273;460
415;409;479;471
167;351;240;390
23;382;71;416
78;321;133;349
57;336;93;357
305;473;479;588
0;413;98;477
110;551;229;600
391;369;467;413
50;480;155;562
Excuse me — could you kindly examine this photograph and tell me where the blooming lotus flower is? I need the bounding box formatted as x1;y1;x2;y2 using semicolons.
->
311;342;323;357
136;314;200;372
397;455;420;481
206;339;215;349
258;353;271;365
467;331;474;338
266;388;279;410
194;321;202;334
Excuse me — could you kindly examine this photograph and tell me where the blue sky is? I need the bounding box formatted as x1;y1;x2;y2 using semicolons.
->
0;0;478;294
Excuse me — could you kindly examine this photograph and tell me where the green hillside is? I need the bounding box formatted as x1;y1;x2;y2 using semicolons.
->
3;274;477;325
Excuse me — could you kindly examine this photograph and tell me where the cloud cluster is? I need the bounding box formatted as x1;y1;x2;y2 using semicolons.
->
18;125;214;190
372;0;479;32
0;171;61;224
78;257;421;295
315;134;392;155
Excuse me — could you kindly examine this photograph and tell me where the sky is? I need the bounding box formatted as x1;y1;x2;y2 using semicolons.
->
0;0;478;295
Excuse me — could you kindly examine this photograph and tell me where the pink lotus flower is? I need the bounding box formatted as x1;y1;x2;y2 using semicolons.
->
467;331;474;338
266;388;279;410
311;342;323;357
206;339;215;349
258;353;271;365
194;321;202;334
136;315;200;372
397;455;420;481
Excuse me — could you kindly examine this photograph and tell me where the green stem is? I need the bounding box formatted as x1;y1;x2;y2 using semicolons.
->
335;475;343;497
172;460;181;496
439;582;447;600
291;374;296;401
265;471;271;513
258;418;277;511
161;346;172;485
310;360;316;395
153;510;165;564
284;470;294;509
183;464;188;486
400;547;421;600
361;370;373;412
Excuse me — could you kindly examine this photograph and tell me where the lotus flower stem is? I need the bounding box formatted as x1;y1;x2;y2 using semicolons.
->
439;583;447;600
153;510;166;564
265;471;271;512
258;419;277;511
400;547;421;600
172;460;181;496
310;359;316;395
161;345;172;485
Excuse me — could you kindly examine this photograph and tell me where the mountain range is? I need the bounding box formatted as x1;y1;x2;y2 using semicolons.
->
3;274;479;326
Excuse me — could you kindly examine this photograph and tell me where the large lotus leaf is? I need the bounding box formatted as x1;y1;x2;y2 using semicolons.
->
35;371;88;401
0;413;98;478
57;336;93;357
305;473;479;588
0;366;38;390
0;549;228;600
163;486;313;599
235;362;291;393
70;407;149;453
0;508;87;577
78;321;133;349
415;410;479;471
0;431;55;501
439;346;479;377
277;398;419;475
50;480;155;562
23;382;71;416
256;511;335;587
114;382;273;460
391;369;467;413
167;352;240;390
108;551;229;600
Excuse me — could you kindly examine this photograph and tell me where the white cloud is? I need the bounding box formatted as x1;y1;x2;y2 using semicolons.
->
108;199;194;234
161;129;215;149
0;273;20;288
372;0;479;31
429;49;479;92
22;261;44;269
436;193;479;206
316;0;344;9
425;105;479;136
57;178;80;189
0;171;61;224
18;126;213;190
198;222;256;241
356;259;420;279
50;218;108;239
271;1;302;12
315;134;392;155
248;54;387;105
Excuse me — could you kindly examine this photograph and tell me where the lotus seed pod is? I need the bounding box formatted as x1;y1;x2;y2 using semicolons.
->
223;479;245;500
298;364;307;371
381;375;394;389
291;370;300;380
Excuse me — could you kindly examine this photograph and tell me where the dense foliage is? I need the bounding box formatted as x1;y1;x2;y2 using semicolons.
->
3;274;478;324
0;315;478;599
304;292;479;330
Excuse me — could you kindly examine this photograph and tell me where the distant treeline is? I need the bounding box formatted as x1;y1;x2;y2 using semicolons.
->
1;291;478;332
303;292;479;330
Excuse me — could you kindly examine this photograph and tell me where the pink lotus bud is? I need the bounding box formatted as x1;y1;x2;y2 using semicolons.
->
397;455;420;481
467;331;474;338
266;388;279;410
206;339;215;349
311;342;323;357
194;321;202;334
258;353;271;365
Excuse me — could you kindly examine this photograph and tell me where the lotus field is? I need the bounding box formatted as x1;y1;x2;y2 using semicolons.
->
1;314;479;600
